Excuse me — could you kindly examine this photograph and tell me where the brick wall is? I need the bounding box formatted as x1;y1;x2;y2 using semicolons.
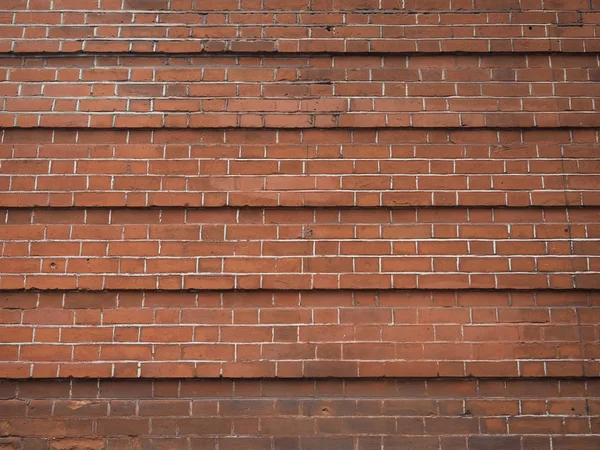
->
1;379;600;449
1;0;599;448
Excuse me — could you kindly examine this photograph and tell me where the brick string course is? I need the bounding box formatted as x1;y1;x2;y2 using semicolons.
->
1;0;599;449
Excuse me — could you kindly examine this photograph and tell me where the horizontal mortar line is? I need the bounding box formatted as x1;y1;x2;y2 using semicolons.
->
7;92;599;95
1;412;590;421
5;399;600;405
11;340;557;343
5;240;598;243
3;326;581;329
15;110;598;112
4;162;598;164
0;430;579;437
2;127;599;133
1;359;595;363
0;23;594;27
2;50;599;58
10;269;599;273
2;125;598;129
2;324;596;330
0;288;591;292
5;378;600;384
0;408;537;414
10;271;598;275
1;205;597;211
3;38;597;42
0;409;590;418
1;288;598;293
1;191;596;195
6;403;599;408
6;237;597;240
6;30;591;34
2;330;593;334
2;27;594;30
0;324;590;328
2;9;593;13
2;168;598;170
0;356;591;362
4;376;598;382
5;124;600;129
2;188;596;190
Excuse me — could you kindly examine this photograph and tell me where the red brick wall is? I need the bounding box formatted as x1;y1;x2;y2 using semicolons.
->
1;0;599;447
1;379;600;450
0;290;599;379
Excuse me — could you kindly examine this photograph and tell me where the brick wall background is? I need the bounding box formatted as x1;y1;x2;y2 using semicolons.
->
1;0;599;448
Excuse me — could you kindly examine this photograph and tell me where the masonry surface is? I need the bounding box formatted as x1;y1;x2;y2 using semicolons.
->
0;0;599;448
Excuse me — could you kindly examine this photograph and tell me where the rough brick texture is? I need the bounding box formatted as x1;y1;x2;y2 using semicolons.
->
1;379;600;450
1;0;600;447
1;290;599;379
3;129;600;208
1;54;600;129
2;0;600;54
1;207;600;291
